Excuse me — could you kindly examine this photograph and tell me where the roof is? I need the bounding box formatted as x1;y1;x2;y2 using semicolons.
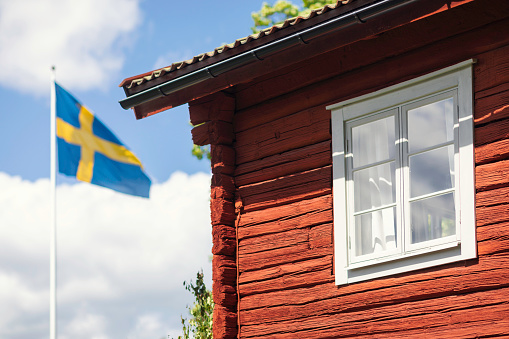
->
120;0;473;118
119;0;355;90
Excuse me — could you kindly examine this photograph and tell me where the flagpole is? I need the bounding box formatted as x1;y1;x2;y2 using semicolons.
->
50;66;57;339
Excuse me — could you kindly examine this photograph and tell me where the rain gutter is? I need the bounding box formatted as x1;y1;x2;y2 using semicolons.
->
119;0;417;110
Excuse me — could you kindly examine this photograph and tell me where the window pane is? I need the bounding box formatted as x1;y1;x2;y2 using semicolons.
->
354;207;397;256
353;162;396;212
408;97;454;152
352;115;395;168
411;193;455;244
410;145;454;198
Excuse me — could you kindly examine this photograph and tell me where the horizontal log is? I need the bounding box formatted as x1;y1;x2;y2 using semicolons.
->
474;117;509;146
235;141;331;187
238;166;332;213
240;253;509;313
212;281;237;308
213;254;236;269
239;226;308;255
475;159;509;191
211;186;234;201
377;319;509;339
309;223;333;248
239;194;332;229
239;262;334;296
239;223;332;256
211;172;235;194
240;284;509;338
234;106;330;165
474;42;509;95
189;91;235;125
476;203;509;227
213;305;237;339
240;255;332;285
475;137;509;165
212;237;236;256
240;246;333;273
239;204;332;240
211;197;235;226
211;144;236;175
474;84;509;124
476;80;509;101
212;224;236;256
477;221;509;256
213;265;237;287
191;120;234;146
246;303;509;338
476;186;509;207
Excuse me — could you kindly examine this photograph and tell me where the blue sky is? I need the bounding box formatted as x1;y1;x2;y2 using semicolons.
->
0;1;274;338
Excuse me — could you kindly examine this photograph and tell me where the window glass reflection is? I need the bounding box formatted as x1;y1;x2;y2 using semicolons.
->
409;145;454;198
408;97;454;152
352;116;395;168
355;207;397;256
411;193;456;243
354;162;395;212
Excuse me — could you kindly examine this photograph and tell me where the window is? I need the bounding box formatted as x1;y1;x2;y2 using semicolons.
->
327;60;476;285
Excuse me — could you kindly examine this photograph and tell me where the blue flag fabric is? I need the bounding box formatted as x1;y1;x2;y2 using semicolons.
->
55;83;151;198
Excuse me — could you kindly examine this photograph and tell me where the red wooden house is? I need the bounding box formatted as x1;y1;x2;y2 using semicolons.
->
120;0;509;337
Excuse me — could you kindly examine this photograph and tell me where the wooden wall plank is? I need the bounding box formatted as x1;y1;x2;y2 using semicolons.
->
477;221;509;256
474;43;509;94
240;246;333;273
189;91;235;125
240;252;509;313
240;286;509;338
234;141;331;187
235;106;331;165
475;117;509;146
240;266;334;297
477;203;509;227
240;255;332;285
239;227;309;255
192;120;234;146
239;223;331;257
238;195;332;230
476;186;509;207
476;159;509;192
254;307;509;339
475;138;509;165
238;166;331;212
474;84;509;125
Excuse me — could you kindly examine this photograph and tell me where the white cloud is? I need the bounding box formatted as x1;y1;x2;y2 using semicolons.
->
127;313;169;339
0;0;142;94
0;171;212;339
61;311;109;339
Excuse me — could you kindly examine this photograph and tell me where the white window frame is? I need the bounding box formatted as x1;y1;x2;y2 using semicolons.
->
327;60;476;285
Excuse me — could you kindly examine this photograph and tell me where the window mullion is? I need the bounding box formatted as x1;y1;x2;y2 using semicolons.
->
398;106;409;256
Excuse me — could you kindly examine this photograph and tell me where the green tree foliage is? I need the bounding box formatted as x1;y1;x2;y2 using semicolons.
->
251;0;338;33
191;144;211;161
176;270;214;339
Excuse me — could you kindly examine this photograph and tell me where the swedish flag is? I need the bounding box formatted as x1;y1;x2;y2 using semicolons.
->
55;83;151;198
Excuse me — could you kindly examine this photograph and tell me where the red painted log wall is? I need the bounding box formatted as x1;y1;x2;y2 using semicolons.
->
187;1;509;337
227;2;509;337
